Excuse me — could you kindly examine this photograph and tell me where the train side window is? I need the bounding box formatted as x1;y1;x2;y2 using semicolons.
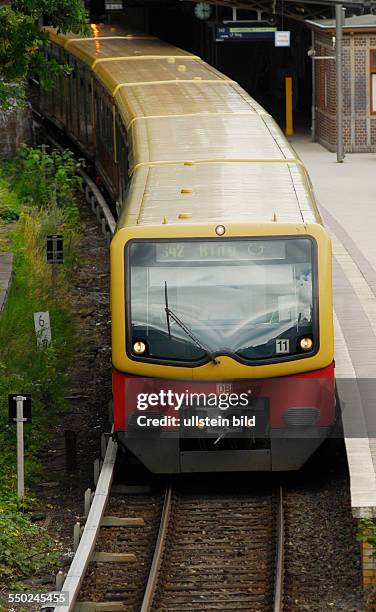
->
77;62;88;141
66;53;75;132
95;85;107;151
84;67;92;144
61;50;69;126
51;43;62;121
116;120;129;203
74;60;80;136
94;82;116;183
106;103;113;153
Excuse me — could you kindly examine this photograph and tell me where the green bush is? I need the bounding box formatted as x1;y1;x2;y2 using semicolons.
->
0;206;19;222
358;518;376;551
0;169;20;225
0;496;62;587
11;145;82;210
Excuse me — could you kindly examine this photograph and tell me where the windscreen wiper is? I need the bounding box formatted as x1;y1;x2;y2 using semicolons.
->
164;281;220;365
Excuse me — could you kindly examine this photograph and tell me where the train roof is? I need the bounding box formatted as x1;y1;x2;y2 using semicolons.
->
45;23;152;46
46;25;321;228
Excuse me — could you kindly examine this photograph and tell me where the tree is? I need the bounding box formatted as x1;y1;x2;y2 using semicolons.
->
0;0;88;110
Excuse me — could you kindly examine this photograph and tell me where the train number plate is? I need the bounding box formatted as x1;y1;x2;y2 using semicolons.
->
276;338;290;354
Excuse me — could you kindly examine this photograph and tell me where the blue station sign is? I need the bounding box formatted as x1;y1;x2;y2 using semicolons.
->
216;26;277;41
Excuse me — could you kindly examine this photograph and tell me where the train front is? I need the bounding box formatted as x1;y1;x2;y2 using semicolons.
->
111;222;335;472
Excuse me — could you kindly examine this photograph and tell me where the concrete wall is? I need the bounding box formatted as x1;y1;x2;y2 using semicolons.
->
0;105;33;158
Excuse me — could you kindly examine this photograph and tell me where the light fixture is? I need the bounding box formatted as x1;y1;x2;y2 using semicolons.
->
300;337;313;351
133;341;146;354
215;225;226;236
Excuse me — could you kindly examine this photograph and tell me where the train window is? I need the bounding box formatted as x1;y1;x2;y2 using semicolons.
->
116;120;129;202
371;50;376;115
94;83;115;180
72;61;78;136
127;237;317;365
77;64;89;142
50;44;63;122
66;54;75;132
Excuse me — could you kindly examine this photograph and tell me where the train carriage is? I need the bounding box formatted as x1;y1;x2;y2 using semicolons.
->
41;23;335;472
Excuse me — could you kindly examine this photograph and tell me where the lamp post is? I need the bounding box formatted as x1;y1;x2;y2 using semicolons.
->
336;4;345;162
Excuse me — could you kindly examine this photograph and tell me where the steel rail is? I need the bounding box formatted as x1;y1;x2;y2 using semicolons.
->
43;434;117;612
140;486;173;612
273;485;285;612
79;167;116;239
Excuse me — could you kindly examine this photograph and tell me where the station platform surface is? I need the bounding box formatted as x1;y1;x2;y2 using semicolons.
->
292;134;376;517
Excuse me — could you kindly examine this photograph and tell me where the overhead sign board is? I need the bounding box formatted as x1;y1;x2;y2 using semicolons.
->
216;26;277;41
105;1;123;9
275;31;291;47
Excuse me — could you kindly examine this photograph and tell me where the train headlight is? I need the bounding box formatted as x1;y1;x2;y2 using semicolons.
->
133;340;146;354
215;225;226;236
300;337;313;351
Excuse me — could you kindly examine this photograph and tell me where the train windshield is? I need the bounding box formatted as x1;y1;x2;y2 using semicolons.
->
127;237;317;364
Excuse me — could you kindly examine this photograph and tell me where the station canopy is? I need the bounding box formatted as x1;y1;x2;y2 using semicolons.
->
180;0;376;23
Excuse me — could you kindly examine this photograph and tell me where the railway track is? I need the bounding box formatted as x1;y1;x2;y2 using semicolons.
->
76;484;166;611
37;131;286;612
54;476;285;612
141;485;284;612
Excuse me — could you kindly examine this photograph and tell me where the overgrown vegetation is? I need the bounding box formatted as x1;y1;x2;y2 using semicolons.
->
0;1;88;110
0;145;81;588
358;518;376;551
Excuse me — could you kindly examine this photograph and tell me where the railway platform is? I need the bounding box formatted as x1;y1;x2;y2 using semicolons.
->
292;134;376;519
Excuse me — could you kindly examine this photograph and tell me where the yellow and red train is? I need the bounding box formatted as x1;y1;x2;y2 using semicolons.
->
41;23;335;472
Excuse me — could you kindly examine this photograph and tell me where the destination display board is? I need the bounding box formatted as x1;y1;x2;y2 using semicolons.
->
216;26;277;41
105;1;123;9
155;241;286;262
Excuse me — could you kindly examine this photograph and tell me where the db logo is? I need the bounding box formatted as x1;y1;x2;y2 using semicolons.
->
216;383;232;394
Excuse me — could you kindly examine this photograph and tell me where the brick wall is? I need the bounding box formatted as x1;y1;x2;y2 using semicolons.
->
0;106;33;158
314;28;376;152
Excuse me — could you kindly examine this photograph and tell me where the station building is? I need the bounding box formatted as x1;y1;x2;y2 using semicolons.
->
307;14;376;152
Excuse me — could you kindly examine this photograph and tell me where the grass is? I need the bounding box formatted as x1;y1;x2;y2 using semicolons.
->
0;148;81;588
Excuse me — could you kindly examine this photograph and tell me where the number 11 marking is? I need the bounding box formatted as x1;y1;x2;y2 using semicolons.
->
276;339;290;354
